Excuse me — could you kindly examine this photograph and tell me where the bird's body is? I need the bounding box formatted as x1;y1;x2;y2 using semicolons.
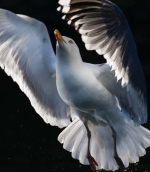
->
56;38;119;125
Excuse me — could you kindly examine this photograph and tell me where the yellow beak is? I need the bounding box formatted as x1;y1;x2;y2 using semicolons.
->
54;30;66;43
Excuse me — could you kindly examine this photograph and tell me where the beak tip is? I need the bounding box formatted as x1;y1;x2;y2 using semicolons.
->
54;29;59;39
54;29;58;34
54;29;66;43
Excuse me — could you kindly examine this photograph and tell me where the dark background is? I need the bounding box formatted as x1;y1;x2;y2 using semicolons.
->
0;0;150;171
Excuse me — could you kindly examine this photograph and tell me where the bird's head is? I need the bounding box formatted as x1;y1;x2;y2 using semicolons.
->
54;30;81;61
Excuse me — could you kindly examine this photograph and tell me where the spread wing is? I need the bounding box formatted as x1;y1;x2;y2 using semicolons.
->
0;8;70;128
58;0;147;125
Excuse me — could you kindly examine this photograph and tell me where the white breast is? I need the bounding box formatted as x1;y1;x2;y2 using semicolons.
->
56;63;115;111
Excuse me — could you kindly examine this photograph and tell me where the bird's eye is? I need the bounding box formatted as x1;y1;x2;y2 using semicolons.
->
68;40;74;44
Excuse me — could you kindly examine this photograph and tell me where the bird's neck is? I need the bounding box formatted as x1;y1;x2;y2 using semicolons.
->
55;52;85;106
56;52;83;70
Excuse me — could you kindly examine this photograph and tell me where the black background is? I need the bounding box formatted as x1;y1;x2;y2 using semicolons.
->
0;0;150;172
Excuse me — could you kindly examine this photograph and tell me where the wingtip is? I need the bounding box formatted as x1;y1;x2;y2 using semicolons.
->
57;6;61;12
67;20;72;25
58;0;71;6
62;15;66;20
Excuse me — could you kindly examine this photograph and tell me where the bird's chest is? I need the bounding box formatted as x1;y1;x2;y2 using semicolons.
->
56;66;97;109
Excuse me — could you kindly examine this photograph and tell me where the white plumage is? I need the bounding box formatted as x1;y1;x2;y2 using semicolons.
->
58;0;147;125
0;0;149;171
58;117;150;170
0;9;70;128
55;35;150;171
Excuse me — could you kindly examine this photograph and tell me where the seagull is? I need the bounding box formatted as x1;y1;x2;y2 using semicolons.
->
0;0;149;171
56;0;149;170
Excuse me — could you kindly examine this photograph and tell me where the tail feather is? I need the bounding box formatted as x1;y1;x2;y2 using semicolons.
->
58;118;89;164
123;132;139;163
58;118;150;171
72;130;85;160
128;124;150;146
128;126;146;157
63;123;81;151
58;118;79;144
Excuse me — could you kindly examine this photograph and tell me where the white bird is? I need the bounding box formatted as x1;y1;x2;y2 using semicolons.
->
56;0;149;170
0;0;149;171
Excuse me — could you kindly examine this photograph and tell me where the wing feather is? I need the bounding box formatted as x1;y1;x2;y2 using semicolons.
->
0;9;70;128
86;63;145;124
59;0;147;125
